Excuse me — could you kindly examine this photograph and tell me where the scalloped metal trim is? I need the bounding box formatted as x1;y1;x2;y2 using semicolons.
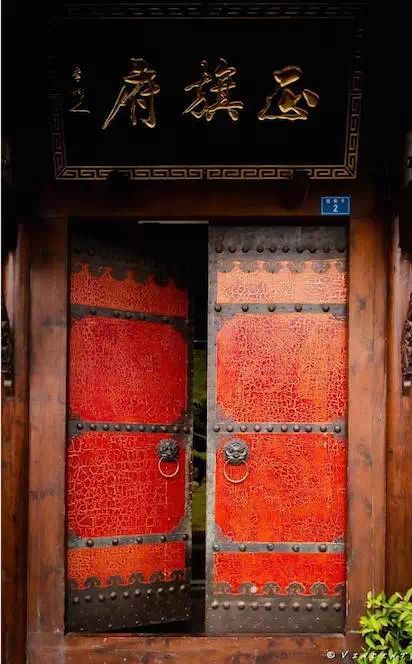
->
67;570;190;632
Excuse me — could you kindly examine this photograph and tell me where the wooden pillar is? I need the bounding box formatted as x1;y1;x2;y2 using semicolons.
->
27;217;68;639
346;215;387;629
386;218;412;594
1;224;30;664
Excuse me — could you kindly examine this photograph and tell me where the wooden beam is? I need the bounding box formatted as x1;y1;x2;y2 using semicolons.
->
2;225;30;664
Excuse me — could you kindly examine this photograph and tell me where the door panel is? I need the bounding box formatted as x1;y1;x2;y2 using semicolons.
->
206;224;347;633
66;223;192;633
67;432;187;536
70;317;188;423
217;314;347;422
215;433;346;542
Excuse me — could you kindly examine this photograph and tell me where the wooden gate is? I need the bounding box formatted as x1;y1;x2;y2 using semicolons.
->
66;223;192;632
206;224;348;633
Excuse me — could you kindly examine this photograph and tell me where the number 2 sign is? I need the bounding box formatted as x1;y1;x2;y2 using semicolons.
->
321;197;351;216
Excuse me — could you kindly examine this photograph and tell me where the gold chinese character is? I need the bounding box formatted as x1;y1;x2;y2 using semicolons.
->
258;65;319;122
69;66;90;113
102;57;160;130
183;58;244;122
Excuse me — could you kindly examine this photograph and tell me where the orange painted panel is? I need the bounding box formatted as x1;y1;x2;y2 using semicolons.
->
71;263;188;317
215;434;346;542
69;317;187;423
217;259;347;304
68;542;186;589
68;432;186;538
214;552;345;595
217;313;347;422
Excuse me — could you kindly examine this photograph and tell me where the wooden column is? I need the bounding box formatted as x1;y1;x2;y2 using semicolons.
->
386;218;412;594
347;215;387;629
2;224;30;664
27;217;68;638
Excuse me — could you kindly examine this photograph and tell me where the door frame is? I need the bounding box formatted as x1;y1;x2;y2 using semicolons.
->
27;204;387;662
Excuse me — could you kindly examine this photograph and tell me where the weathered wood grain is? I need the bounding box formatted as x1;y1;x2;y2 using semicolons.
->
346;215;387;630
386;219;412;595
27;217;68;636
2;225;30;664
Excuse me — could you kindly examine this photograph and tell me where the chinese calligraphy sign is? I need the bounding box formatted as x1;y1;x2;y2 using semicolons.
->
50;4;363;180
183;58;244;122
69;66;90;114
102;57;160;129
258;65;319;122
99;59;318;127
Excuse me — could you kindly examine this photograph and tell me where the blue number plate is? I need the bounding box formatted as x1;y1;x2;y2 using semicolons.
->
320;196;351;216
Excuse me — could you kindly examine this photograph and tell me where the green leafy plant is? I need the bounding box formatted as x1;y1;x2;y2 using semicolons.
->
358;588;412;663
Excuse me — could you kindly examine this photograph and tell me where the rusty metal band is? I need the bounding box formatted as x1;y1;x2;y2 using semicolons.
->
68;532;190;549
211;225;347;258
67;573;190;633
68;419;192;437
213;303;346;315
214;252;346;264
210;420;346;437
210;541;345;554
71;303;190;331
206;591;345;634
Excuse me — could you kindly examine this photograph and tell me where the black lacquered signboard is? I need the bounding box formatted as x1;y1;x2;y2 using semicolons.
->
49;3;364;180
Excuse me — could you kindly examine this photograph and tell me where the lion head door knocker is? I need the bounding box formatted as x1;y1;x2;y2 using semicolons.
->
157;439;180;479
223;439;250;484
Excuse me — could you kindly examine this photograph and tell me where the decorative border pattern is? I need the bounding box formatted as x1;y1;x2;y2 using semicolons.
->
401;292;412;395
212;581;345;596
63;3;364;20
50;4;364;181
1;294;14;392
67;571;190;632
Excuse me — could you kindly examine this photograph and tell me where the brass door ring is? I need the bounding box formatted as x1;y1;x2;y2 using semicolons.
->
223;459;248;484
158;458;180;479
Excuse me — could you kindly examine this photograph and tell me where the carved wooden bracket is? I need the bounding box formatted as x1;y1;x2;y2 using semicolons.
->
1;294;14;393
402;292;412;395
280;170;311;210
399;181;412;253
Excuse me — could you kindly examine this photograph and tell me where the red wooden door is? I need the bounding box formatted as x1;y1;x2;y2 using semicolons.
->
66;223;192;632
206;224;347;633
